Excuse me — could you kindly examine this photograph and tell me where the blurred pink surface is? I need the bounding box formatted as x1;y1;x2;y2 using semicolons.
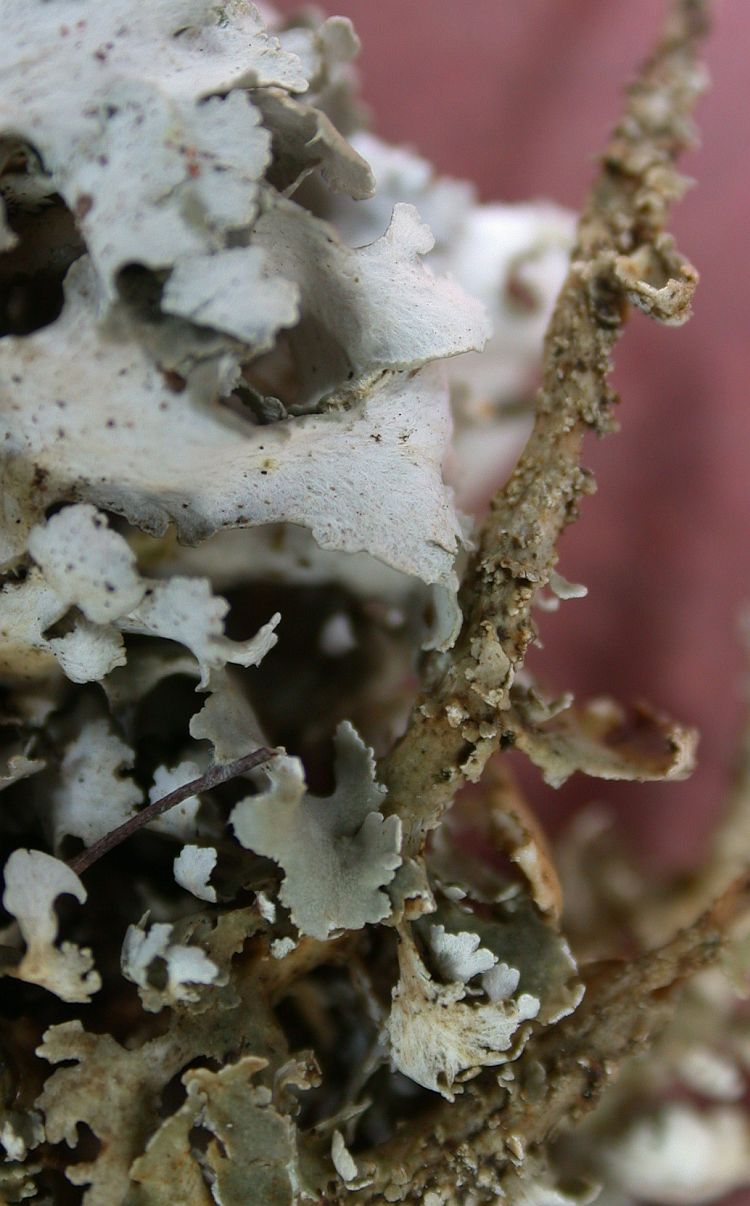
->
276;0;750;885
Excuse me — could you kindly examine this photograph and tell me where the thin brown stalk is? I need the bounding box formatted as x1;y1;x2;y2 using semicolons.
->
67;748;276;876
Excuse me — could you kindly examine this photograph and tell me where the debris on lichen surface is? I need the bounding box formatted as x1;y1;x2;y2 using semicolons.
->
0;0;742;1203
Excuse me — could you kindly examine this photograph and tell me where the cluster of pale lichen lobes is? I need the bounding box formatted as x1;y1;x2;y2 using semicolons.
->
0;2;748;1204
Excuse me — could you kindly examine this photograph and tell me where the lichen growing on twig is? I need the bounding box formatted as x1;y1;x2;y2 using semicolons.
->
1;1;746;1203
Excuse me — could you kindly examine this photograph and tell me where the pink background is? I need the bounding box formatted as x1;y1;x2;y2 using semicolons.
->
274;2;750;1196
275;0;750;863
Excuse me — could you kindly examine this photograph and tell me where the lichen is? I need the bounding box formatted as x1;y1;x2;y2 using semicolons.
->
0;1;743;1203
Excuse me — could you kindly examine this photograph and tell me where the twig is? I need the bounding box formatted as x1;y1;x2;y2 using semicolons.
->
67;748;276;876
379;0;710;857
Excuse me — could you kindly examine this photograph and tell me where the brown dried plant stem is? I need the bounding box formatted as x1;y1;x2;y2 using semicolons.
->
379;0;708;858
67;748;275;876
